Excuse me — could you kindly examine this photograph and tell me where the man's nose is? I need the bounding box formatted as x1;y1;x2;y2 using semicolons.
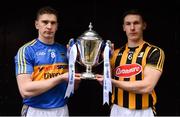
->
46;23;52;28
130;24;135;30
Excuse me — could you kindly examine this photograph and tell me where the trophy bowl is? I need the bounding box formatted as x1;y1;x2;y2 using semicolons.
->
76;22;103;79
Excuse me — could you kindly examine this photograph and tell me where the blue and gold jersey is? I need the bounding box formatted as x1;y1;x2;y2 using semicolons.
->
15;39;68;109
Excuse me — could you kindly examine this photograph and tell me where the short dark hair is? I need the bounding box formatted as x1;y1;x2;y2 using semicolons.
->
36;6;58;20
122;9;145;23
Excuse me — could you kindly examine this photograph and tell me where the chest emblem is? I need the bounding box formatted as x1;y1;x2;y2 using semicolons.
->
50;52;56;58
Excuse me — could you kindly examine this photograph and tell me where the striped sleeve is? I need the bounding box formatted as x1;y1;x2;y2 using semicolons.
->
14;40;36;76
146;47;165;72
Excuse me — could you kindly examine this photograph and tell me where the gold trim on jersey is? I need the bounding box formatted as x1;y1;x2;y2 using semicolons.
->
17;39;37;74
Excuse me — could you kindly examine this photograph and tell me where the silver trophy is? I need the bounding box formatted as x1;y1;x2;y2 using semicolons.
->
75;22;107;79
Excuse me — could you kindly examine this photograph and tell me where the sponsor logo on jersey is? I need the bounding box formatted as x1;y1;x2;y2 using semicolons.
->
33;64;68;80
114;63;142;77
44;72;61;79
37;65;67;72
118;53;123;56
138;52;144;58
36;51;46;56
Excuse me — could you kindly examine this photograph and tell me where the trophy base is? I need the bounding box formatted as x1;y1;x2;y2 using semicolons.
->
80;72;96;80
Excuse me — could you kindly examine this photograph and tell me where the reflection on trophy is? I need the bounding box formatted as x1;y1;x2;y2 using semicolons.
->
75;22;109;79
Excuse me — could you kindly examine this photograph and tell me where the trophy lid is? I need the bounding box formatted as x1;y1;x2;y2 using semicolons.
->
78;22;102;40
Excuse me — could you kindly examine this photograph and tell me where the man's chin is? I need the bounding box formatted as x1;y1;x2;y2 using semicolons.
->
45;35;54;39
128;36;139;40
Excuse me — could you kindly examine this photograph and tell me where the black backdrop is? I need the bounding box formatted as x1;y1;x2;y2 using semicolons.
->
0;0;179;116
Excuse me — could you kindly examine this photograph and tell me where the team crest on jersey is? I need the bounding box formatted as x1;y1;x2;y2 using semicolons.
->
51;52;56;58
114;63;142;77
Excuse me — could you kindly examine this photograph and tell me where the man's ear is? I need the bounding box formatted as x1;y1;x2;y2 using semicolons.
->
123;24;125;31
35;20;38;29
56;23;58;30
143;22;147;30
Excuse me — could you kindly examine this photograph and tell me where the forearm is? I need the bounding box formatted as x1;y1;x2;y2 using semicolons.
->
73;73;82;90
17;74;67;98
111;79;152;94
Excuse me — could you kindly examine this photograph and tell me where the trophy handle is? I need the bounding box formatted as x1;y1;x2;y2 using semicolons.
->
95;40;112;66
67;38;84;66
107;40;112;57
76;58;84;66
68;39;112;66
67;38;75;58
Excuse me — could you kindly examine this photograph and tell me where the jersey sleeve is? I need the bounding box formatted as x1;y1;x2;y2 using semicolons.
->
14;46;34;76
146;47;165;72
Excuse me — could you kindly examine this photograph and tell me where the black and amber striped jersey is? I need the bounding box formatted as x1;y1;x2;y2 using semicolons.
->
110;41;165;110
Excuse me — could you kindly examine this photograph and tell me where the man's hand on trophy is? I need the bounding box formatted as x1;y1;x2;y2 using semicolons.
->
74;73;81;81
111;43;114;57
95;74;104;85
59;72;81;81
74;73;82;90
101;42;114;59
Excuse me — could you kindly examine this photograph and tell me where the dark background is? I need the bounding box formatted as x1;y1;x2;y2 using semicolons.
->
0;0;179;116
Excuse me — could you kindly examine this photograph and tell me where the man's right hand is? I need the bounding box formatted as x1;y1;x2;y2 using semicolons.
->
95;74;104;85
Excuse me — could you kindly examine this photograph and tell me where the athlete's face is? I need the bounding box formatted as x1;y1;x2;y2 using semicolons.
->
35;14;58;41
123;14;146;41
